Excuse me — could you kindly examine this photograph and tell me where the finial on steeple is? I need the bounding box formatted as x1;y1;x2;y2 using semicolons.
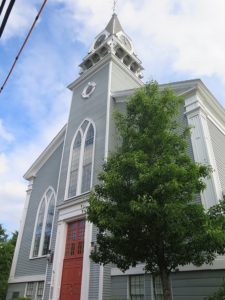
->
112;0;118;14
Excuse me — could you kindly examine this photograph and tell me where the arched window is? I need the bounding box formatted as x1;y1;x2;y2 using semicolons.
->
67;120;95;198
82;124;94;193
32;188;55;257
68;132;82;198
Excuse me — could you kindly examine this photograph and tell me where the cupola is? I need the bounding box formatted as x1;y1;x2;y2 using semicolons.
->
79;13;144;79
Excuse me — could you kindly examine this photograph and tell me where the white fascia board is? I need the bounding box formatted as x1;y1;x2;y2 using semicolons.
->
112;80;198;103
8;274;46;284
159;78;200;92
24;125;66;180
67;55;112;91
111;264;146;276
111;256;225;276
111;88;136;102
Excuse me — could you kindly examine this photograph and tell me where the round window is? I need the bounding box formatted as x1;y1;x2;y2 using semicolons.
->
81;82;96;99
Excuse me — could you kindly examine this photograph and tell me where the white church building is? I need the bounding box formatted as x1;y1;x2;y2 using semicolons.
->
7;13;225;300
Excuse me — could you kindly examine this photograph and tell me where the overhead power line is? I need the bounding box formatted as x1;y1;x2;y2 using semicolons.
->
0;0;16;38
0;0;47;94
0;0;7;15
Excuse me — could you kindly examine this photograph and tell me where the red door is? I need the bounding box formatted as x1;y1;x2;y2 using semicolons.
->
60;220;85;300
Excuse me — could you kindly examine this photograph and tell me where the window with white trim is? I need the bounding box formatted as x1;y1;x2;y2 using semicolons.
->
130;275;144;300
68;120;95;198
26;282;34;298
32;188;55;257
153;276;163;300
36;281;44;300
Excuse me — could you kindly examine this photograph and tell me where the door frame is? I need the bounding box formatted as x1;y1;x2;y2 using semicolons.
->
50;205;92;300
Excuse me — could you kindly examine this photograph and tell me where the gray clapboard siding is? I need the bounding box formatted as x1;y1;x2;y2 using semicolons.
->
207;119;225;191
6;283;26;300
111;275;128;300
103;264;112;300
89;224;100;299
15;142;63;277
111;62;142;92
57;63;110;205
111;270;225;300
172;270;225;300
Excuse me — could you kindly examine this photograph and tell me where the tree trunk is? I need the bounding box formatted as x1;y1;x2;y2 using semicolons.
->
160;268;173;300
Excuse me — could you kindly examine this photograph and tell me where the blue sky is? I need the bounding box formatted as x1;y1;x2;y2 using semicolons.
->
1;0;225;235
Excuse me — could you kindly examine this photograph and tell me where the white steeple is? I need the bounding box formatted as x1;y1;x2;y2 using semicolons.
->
79;14;143;79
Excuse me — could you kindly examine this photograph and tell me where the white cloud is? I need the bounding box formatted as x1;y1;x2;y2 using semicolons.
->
0;153;8;175
0;138;51;233
51;0;225;89
0;181;25;199
0;151;26;233
0;29;72;233
0;119;14;142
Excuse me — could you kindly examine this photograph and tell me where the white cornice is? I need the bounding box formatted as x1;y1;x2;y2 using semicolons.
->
196;84;225;130
111;88;136;101
67;53;143;91
112;79;200;103
57;192;89;210
161;79;225;127
24;125;66;180
112;79;225;129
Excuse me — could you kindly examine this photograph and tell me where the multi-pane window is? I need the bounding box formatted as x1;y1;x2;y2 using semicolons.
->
33;201;45;257
68;120;95;198
153;276;164;300
130;275;144;300
82;124;94;193
42;194;55;255
65;220;85;258
12;292;20;298
36;281;44;300
68;132;81;198
32;188;55;257
26;282;34;298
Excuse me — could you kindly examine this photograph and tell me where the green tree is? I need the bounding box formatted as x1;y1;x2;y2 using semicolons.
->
0;224;18;300
87;82;225;300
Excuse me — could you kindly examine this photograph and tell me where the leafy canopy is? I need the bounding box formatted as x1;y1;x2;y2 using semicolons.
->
0;224;18;300
87;82;225;275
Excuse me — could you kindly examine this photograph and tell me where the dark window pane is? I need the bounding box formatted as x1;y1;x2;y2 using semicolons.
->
42;195;55;255
33;201;45;257
68;132;81;197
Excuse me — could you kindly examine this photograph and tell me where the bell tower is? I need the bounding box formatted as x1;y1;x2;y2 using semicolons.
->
51;13;144;300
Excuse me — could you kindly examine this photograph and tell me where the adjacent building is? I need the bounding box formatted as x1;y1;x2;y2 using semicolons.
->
7;13;225;300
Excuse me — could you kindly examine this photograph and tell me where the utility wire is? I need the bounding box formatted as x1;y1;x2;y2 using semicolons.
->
0;0;47;94
0;0;7;15
0;0;16;38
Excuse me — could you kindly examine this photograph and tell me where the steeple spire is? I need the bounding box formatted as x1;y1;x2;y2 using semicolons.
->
105;13;123;35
